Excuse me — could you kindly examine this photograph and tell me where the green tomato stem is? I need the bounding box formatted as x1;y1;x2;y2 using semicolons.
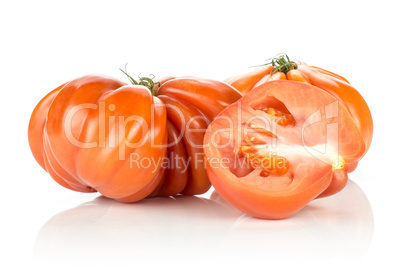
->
120;65;159;96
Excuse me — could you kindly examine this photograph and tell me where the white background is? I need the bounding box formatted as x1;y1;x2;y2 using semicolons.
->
1;0;401;267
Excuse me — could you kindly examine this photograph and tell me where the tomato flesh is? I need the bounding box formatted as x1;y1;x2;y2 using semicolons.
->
204;80;366;219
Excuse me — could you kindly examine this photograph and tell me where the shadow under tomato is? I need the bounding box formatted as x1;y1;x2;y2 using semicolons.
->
212;180;374;259
34;180;373;265
33;194;240;265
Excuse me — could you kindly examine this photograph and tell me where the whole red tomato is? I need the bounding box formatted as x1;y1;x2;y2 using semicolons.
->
204;80;367;219
29;74;241;201
225;55;373;196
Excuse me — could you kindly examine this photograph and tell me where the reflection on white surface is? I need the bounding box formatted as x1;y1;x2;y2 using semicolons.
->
34;180;373;265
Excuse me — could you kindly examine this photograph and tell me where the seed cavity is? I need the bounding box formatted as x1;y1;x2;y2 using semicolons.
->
239;146;289;176
260;107;295;126
241;135;268;146
248;123;278;137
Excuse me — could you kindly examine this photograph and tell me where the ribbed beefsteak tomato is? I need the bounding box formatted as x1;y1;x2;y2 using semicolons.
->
29;75;241;202
203;80;366;219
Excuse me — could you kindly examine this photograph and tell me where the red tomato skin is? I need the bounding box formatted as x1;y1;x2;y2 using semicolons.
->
28;84;64;171
29;75;242;200
29;75;168;200
155;77;242;195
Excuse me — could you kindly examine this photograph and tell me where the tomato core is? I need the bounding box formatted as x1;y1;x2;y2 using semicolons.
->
332;157;345;170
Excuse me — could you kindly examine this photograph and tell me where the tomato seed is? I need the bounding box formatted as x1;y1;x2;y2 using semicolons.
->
260;107;295;126
246;123;277;138
240;146;289;176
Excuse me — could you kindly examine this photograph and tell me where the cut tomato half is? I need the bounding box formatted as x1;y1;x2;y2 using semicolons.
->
204;80;366;219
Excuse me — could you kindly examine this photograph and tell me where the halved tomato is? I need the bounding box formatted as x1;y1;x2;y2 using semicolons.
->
203;80;366;219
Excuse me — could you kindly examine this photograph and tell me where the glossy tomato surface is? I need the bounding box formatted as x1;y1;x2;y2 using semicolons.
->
29;75;242;201
204;80;366;219
29;75;168;202
154;77;242;195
